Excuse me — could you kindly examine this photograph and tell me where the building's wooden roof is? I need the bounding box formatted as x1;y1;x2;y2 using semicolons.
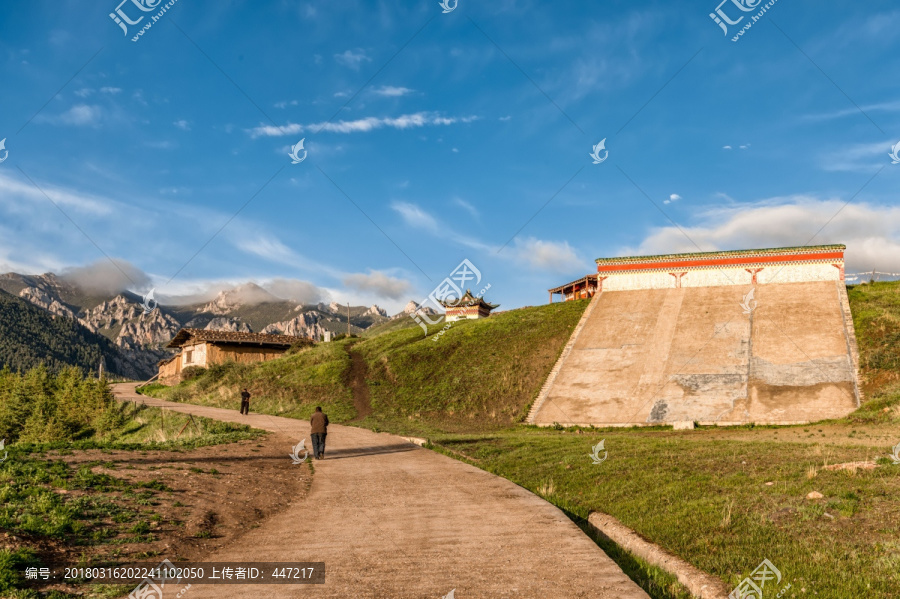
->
595;244;845;266
166;328;306;349
439;289;499;310
548;274;598;294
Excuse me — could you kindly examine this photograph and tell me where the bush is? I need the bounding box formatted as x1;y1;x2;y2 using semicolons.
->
180;366;207;381
286;338;316;355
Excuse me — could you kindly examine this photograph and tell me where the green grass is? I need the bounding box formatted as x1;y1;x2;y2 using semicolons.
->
426;426;900;598
0;370;262;597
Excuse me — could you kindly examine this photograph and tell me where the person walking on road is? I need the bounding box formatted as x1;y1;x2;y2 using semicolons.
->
310;406;329;459
240;388;251;415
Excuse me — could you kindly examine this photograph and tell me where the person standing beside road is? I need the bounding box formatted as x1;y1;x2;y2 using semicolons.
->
310;406;329;459
240;388;251;415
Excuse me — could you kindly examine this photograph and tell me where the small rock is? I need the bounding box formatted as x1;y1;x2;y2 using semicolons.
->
883;407;890;413
765;482;774;486
807;491;824;499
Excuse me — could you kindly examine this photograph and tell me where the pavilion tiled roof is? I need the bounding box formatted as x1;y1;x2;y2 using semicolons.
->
438;289;499;310
166;328;306;349
595;245;845;265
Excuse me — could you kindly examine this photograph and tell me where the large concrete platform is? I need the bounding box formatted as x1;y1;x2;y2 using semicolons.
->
529;280;860;426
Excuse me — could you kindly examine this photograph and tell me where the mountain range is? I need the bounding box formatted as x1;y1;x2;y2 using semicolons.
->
0;272;429;380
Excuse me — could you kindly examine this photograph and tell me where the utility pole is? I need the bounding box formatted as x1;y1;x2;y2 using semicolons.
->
347;303;350;336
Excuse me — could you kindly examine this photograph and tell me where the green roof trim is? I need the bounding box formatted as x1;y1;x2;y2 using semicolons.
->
595;245;846;265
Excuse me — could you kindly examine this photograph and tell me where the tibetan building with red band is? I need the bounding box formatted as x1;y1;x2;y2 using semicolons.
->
593;245;847;291
440;290;499;322
531;245;860;427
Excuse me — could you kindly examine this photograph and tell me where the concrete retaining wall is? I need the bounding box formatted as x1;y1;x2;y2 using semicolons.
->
529;280;859;426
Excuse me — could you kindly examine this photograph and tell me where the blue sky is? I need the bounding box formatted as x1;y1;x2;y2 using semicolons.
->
1;0;898;313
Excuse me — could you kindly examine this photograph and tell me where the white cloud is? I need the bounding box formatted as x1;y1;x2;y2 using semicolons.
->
821;140;895;173
334;49;371;69
453;198;479;219
723;145;732;150
626;196;900;273
665;193;682;205
173;119;191;131
499;115;512;121
54;104;103;126
60;259;151;294
804;100;900;122
100;86;122;94
0;171;112;215
274;100;299;109
512;238;582;271
343;270;413;299
372;85;414;97
74;88;93;98
234;236;301;266
264;278;326;304
391;201;439;232
248;112;478;138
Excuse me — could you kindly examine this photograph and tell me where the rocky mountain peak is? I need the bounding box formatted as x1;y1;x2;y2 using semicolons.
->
364;304;388;318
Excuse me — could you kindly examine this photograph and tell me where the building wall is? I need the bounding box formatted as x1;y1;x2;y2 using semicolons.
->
158;358;182;385
158;342;288;384
207;343;287;364
446;306;490;321
601;262;841;292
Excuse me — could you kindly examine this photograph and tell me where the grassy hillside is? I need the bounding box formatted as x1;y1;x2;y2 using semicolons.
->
0;288;128;376
846;281;900;420
355;301;587;433
142;300;588;431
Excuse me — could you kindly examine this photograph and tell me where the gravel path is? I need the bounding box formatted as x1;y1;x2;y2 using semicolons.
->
113;384;648;598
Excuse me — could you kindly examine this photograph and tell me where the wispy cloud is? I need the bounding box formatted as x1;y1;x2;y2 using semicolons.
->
391;201;439;232
372;85;414;97
664;193;681;205
334;48;371;69
454;198;479;219
49;104;103;126
249;112;478;137
173;119;191;131
233;235;302;266
804;100;900;122
820;140;894;173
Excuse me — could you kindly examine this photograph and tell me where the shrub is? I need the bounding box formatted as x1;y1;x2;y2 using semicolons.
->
286;338;316;355
180;366;207;381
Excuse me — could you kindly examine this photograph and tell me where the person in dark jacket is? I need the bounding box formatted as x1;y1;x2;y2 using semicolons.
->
310;406;329;459
240;388;251;415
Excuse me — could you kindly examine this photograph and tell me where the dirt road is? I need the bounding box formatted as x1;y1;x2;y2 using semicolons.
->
112;384;648;598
